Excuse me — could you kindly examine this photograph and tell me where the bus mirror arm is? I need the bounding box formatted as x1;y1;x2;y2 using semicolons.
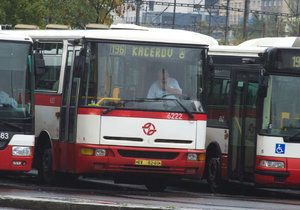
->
258;75;268;98
74;55;85;76
34;53;46;75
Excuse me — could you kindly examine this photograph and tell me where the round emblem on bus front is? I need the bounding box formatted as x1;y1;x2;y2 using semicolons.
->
142;122;156;136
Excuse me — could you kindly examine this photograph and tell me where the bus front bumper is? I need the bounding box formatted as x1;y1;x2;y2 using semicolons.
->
255;156;300;188
0;145;33;171
75;144;206;178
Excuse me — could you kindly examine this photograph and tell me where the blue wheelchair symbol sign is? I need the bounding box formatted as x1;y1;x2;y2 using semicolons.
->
275;144;285;154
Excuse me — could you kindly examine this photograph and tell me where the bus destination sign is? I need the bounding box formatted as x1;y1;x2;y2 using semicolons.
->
109;44;186;60
265;48;300;74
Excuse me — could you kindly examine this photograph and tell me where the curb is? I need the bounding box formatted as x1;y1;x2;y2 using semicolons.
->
0;196;170;210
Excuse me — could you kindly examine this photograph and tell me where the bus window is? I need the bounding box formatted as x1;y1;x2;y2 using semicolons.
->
35;42;63;91
207;70;230;126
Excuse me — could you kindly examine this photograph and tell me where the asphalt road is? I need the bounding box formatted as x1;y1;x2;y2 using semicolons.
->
0;172;299;210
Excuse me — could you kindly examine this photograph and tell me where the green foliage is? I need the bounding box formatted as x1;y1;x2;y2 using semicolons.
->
230;14;288;44
0;0;124;29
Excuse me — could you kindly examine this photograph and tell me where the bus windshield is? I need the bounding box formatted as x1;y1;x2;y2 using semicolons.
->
261;75;300;136
79;42;205;113
0;41;32;119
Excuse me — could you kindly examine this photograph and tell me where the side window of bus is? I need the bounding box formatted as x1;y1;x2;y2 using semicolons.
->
207;76;230;126
35;42;63;91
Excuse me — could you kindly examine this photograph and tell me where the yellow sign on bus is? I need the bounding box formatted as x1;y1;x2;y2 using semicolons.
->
109;44;186;59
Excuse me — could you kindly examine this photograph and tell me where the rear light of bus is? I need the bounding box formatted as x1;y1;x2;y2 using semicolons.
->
259;160;285;169
12;146;32;156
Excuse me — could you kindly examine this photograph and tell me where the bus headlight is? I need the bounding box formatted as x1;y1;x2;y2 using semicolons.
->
259;160;285;169
12;146;31;156
95;149;106;156
187;153;198;161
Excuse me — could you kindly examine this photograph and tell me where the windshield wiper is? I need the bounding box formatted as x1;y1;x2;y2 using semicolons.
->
101;98;194;119
0;104;14;109
0;121;22;132
173;98;194;120
102;106;117;115
284;130;300;142
101;99;139;115
140;98;194;119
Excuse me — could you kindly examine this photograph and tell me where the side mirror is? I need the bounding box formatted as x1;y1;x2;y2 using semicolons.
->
258;75;268;98
34;53;46;75
74;55;85;77
208;55;214;79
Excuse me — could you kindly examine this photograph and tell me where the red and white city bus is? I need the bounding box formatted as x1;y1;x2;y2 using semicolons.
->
0;33;35;171
14;25;218;191
205;37;300;191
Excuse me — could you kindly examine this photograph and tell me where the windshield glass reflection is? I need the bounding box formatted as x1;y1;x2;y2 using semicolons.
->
261;75;300;138
0;41;32;119
79;42;205;113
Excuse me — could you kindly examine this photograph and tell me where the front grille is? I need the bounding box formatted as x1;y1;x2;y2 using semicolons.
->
118;150;179;159
155;139;193;144
103;136;143;142
122;165;170;172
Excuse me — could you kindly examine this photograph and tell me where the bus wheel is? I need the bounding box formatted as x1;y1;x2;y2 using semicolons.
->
39;148;55;184
145;181;167;192
207;157;222;193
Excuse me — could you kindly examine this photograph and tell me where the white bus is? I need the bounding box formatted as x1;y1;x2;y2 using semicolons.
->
13;26;218;191
0;33;35;171
206;37;300;191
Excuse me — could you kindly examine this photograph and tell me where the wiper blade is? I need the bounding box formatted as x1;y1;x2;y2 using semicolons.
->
135;98;164;102
102;106;116;115
284;130;300;142
101;98;160;114
173;99;194;120
0;121;22;132
0;104;14;109
138;98;194;119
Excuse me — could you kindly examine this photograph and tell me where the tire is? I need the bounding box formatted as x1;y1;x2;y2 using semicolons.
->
207;157;222;193
145;181;167;192
39;148;56;185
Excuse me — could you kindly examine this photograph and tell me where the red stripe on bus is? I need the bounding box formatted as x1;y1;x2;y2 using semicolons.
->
78;107;207;121
35;93;62;106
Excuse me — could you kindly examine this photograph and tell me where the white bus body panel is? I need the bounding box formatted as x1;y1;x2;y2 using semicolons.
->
257;135;300;158
35;105;60;139
76;115;206;150
8;135;35;146
206;127;229;154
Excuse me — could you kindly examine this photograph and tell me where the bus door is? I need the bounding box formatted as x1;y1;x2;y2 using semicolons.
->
229;70;259;182
59;44;81;172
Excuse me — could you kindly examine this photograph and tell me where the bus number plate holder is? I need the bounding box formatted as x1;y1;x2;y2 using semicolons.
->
135;159;162;167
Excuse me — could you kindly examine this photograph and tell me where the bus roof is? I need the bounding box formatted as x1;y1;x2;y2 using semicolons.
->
209;45;267;57
0;32;32;43
238;37;300;48
8;25;218;46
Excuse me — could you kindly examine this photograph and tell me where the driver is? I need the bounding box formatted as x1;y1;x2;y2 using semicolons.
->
147;69;182;98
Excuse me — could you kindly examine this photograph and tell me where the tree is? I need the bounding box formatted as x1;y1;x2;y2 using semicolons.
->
0;0;125;29
88;0;124;25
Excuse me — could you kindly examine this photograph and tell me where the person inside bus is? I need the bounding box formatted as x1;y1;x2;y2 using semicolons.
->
147;69;182;98
0;91;17;108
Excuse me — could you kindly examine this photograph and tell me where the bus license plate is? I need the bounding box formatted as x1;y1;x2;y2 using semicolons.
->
135;159;162;167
